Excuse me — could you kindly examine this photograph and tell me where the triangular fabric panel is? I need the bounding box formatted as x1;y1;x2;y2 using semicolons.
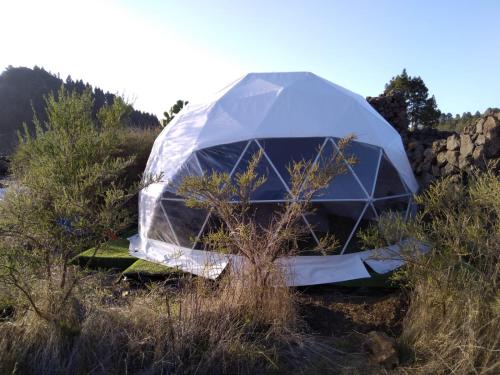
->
163;200;208;248
193;213;226;251
374;197;411;218
231;141;289;200
195;140;248;175
290;216;319;255
146;202;179;245
337;139;381;196
164;154;203;198
258;137;325;189
305;201;367;255
374;154;407;198
342;205;377;254
313;140;367;200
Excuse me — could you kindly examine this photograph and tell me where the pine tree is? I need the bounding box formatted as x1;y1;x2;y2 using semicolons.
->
384;69;441;129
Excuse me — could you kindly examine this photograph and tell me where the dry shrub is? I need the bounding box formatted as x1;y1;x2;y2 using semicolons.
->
362;170;500;375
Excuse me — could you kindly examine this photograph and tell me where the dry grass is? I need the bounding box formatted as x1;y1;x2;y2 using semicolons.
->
0;271;345;375
362;170;500;375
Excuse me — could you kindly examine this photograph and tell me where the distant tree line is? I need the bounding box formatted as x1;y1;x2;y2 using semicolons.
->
436;110;496;132
0;66;159;154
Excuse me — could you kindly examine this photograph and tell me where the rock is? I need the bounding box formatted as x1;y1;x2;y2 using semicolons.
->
446;150;459;166
459;154;471;170
363;331;399;368
449;174;462;184
476;118;484;134
421;172;435;187
473;146;486;168
436;152;447;167
484;116;499;140
460;134;474;157
431;165;441;176
442;163;456;176
485;141;500;158
473;145;484;161
432;139;447;153
423;148;435;163
447;134;460;151
476;134;486;145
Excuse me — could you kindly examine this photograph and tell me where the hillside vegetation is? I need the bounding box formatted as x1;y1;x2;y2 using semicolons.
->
0;66;159;154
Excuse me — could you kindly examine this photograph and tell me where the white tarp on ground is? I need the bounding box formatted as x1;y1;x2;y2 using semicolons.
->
135;72;420;286
129;234;419;286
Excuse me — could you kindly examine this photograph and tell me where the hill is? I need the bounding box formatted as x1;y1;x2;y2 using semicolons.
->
0;66;159;154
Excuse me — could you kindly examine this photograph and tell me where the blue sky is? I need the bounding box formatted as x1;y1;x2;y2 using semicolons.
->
2;0;499;117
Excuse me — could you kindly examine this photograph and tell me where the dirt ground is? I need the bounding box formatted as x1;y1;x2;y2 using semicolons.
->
298;285;406;337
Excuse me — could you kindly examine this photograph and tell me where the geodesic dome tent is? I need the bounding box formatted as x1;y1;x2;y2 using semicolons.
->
129;72;419;286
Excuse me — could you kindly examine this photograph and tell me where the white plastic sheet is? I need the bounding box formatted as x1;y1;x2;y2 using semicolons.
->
128;234;423;286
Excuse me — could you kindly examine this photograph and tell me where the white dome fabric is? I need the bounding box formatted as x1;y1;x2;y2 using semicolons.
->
131;72;419;286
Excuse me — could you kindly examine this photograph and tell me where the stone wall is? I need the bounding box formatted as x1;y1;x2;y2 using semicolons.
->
367;94;499;189
407;111;500;187
367;92;408;133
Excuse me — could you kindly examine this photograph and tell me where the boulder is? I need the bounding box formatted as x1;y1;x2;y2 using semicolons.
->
476;134;486;145
423;148;435;163
436;152;448;167
473;145;485;161
476;118;484;134
459;154;471;170
446;150;459;166
460;134;474;157
432;139;447;153
442;163;456;176
484;116;499;140
447;134;460;151
363;331;399;368
485;142;500;158
431;165;441;176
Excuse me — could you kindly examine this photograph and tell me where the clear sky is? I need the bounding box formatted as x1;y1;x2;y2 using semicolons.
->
1;0;499;118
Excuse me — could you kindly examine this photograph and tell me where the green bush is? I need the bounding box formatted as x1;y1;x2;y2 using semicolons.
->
0;88;157;326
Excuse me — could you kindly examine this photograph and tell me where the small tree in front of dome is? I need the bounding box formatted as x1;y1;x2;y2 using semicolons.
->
178;136;356;293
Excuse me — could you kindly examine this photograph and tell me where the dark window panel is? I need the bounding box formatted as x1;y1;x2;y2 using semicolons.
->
337;139;381;196
232;141;289;200
196;141;248;175
374;196;410;218
343;206;378;254
163;200;208;248
313;140;367;200
305;201;367;254
164;154;203;197
258;137;325;188
373;154;407;198
193;213;227;251
147;202;178;245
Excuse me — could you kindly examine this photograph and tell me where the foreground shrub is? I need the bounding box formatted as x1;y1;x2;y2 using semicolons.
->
362;171;499;375
0;274;331;375
0;88;157;327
